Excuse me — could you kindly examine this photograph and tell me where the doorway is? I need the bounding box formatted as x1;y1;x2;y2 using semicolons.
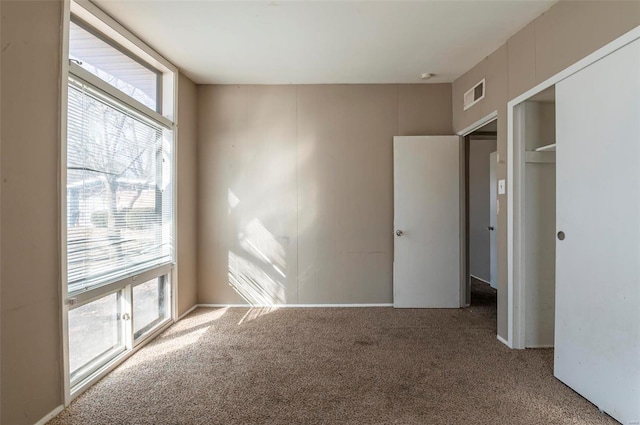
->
464;120;497;308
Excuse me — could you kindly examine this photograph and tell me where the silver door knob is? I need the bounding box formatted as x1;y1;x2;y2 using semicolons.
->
396;230;404;236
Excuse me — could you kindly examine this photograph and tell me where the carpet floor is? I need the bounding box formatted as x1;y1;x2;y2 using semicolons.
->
50;282;616;424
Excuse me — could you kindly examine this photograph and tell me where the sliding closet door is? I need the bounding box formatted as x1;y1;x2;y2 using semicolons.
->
555;38;640;424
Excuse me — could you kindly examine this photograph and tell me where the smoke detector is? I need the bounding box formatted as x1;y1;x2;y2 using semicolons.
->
421;73;436;81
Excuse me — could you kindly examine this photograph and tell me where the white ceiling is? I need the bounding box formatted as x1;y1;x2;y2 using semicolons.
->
94;0;556;85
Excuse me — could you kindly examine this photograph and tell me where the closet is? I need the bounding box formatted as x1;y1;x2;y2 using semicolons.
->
521;88;556;349
514;37;640;424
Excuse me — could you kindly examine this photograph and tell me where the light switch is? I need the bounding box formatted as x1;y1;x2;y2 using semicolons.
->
498;179;506;195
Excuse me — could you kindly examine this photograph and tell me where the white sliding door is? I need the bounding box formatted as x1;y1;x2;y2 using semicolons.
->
393;136;461;308
555;38;640;424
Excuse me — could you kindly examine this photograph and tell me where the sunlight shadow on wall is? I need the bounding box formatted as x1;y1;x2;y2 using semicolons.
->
240;218;286;278
226;213;289;305
228;251;285;306
228;188;240;213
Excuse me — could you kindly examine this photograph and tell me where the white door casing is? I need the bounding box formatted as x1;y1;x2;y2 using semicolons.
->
393;136;461;308
554;38;640;424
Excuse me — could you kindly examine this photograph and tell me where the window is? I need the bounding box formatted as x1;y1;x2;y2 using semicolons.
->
133;277;169;340
69;19;160;111
64;5;176;399
68;291;124;386
67;79;173;293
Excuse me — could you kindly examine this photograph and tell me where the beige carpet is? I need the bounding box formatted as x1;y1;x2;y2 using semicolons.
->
50;282;615;424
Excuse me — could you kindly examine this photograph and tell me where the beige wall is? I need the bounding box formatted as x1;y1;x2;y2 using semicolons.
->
452;0;640;339
1;1;64;424
197;84;452;304
0;1;636;421
177;73;198;316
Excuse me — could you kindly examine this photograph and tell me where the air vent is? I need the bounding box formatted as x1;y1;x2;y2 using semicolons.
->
463;78;485;111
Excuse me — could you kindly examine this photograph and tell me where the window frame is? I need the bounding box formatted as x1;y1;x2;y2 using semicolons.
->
132;275;170;342
68;288;126;388
69;14;163;113
61;0;179;405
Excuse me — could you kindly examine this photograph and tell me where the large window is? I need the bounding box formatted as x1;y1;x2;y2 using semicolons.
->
64;5;175;398
67;79;172;293
68;291;124;386
69;19;160;111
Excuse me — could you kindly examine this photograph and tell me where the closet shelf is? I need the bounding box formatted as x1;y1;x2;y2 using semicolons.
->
534;143;556;152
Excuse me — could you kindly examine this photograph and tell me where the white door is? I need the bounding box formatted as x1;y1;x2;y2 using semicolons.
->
555;38;640;424
489;152;498;289
393;136;460;308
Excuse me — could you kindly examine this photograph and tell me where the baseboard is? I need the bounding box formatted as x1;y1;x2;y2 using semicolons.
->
34;405;64;425
196;303;394;308
177;304;198;320
497;334;512;348
525;344;554;349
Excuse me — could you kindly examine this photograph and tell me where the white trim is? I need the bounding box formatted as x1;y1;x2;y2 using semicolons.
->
71;0;178;123
470;275;492;286
497;334;511;348
196;303;394;308
170;73;179;325
534;143;556;152
509;27;640;109
507;25;640;350
456;110;498;137
71;1;176;73
526;344;554;349
34;405;65;425
68;64;173;129
60;0;72;407
68;263;174;306
177;304;198;320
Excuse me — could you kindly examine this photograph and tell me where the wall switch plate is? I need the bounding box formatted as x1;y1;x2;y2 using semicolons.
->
498;179;506;195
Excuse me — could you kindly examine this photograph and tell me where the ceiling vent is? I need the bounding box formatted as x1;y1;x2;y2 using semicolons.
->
463;78;485;111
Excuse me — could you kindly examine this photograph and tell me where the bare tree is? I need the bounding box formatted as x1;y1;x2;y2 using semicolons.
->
67;85;162;270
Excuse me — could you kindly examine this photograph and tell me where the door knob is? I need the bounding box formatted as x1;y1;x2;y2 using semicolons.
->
557;231;565;241
396;230;404;236
487;226;495;231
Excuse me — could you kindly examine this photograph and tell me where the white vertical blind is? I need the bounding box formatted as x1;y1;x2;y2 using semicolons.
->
67;79;173;293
